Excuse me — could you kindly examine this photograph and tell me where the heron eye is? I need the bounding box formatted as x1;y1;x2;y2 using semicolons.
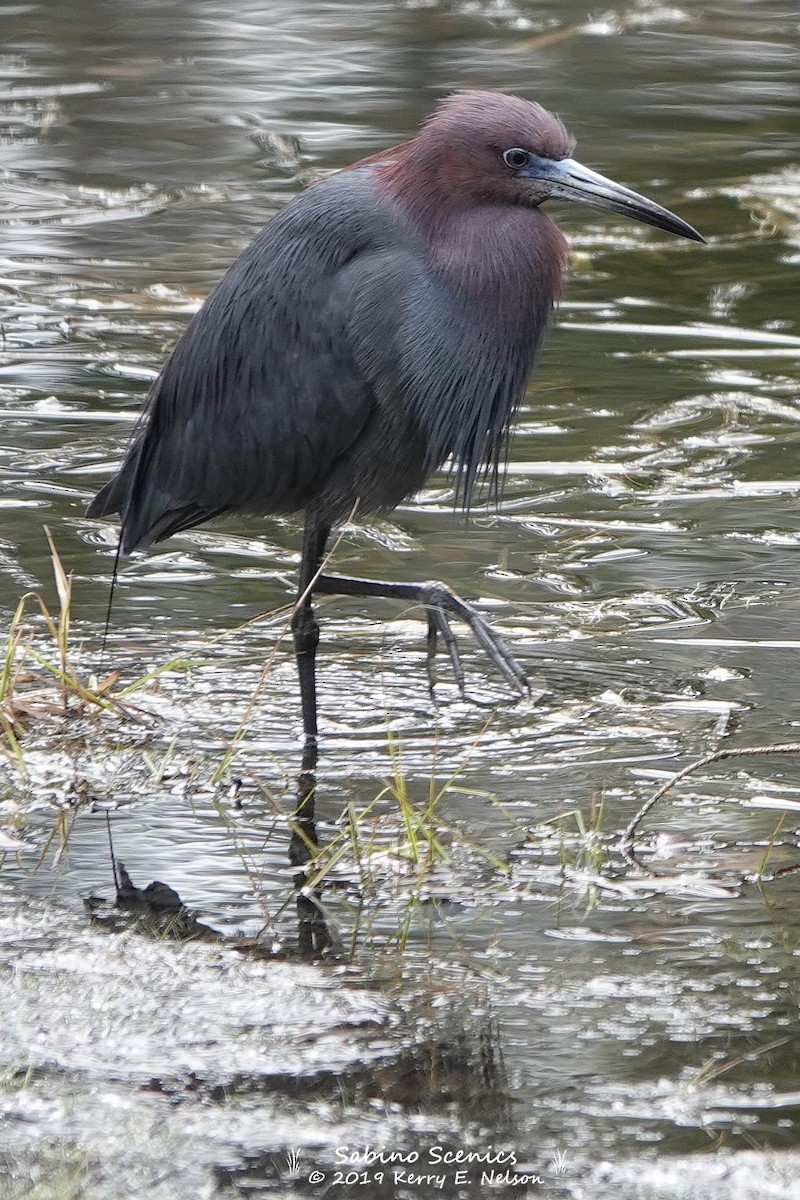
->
503;148;532;170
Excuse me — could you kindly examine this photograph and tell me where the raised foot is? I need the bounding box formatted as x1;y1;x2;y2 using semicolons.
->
314;572;529;699
418;581;529;699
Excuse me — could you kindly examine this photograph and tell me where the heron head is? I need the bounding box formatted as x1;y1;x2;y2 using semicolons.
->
412;91;704;243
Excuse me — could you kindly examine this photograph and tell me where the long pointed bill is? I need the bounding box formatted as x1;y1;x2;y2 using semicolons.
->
522;155;705;243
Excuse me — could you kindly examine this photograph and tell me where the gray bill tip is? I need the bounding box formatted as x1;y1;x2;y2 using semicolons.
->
522;155;706;244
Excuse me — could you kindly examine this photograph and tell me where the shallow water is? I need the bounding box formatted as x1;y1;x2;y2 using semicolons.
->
2;1;800;1197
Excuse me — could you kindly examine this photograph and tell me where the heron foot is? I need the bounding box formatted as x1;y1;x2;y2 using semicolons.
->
315;572;529;699
418;581;529;699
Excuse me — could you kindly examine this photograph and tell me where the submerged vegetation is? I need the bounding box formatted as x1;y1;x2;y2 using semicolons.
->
0;534;523;956
1;529;118;765
0;529;176;768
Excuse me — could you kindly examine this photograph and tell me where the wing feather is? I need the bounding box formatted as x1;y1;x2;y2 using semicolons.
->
89;172;408;551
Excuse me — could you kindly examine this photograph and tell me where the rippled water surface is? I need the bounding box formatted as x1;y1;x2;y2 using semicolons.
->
2;2;800;1197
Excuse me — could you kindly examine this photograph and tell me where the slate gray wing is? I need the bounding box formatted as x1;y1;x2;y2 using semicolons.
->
88;167;543;553
87;172;411;552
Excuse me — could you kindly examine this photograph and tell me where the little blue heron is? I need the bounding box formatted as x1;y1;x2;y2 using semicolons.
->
88;91;703;770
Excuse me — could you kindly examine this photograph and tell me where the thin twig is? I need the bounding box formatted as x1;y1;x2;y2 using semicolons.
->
106;811;120;892
620;742;800;858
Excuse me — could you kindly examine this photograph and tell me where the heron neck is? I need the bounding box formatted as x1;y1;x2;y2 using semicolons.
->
379;163;568;341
